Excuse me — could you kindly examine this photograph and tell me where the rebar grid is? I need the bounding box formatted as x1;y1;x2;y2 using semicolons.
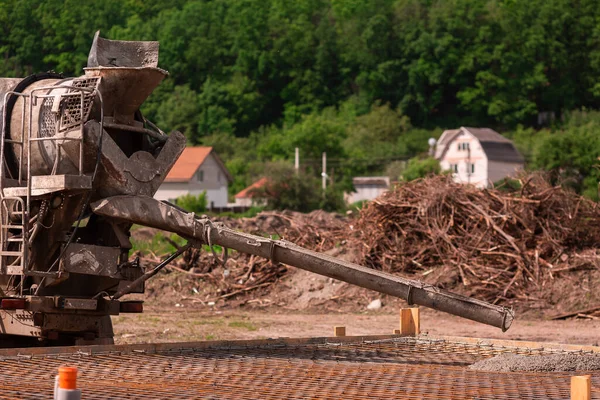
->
0;337;598;399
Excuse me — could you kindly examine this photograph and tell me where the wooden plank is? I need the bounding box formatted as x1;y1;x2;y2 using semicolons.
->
550;305;600;320
334;326;346;337
571;375;591;400
400;308;420;336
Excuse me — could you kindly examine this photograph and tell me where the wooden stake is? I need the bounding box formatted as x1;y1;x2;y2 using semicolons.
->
571;375;591;400
399;308;420;336
334;326;346;337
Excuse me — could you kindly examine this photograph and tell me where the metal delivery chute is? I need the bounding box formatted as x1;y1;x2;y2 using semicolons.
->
92;195;514;331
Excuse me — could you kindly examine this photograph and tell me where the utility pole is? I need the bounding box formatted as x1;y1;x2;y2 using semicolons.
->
294;147;299;174
467;145;471;185
322;152;327;192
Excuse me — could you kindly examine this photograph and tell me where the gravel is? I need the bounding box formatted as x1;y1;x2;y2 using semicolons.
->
469;353;600;372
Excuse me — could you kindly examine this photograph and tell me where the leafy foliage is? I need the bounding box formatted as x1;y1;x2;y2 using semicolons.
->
401;157;442;181
252;162;345;212
6;0;600;134
252;162;319;212
175;192;208;214
4;0;600;204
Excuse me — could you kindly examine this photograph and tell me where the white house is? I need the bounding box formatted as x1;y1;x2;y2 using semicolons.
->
154;146;232;208
434;127;524;188
345;176;391;204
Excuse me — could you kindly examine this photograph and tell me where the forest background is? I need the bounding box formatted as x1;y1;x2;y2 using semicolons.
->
3;0;600;208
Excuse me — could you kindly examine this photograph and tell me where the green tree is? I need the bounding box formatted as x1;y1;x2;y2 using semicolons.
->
154;84;201;141
253;162;320;212
532;128;600;200
344;102;411;164
175;192;208;214
5;0;600;201
401;157;442;181
257;111;347;164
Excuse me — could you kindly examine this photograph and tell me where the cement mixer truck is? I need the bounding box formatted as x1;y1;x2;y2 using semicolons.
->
0;33;513;346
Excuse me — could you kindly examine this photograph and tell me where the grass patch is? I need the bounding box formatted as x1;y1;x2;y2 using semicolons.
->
208;206;264;219
201;244;224;253
228;321;258;331
192;318;225;326
130;232;186;256
130;229;227;257
142;316;161;324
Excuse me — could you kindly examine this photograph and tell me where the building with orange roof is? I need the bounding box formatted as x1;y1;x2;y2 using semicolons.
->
154;146;232;208
234;177;268;207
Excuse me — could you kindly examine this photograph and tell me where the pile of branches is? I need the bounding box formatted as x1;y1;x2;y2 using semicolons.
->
171;210;347;299
352;174;600;305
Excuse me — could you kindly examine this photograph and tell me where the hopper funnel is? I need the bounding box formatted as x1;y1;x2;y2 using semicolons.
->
84;32;168;121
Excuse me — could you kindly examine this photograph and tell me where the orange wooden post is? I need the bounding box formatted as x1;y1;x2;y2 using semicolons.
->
399;308;420;336
334;326;346;337
54;366;81;400
571;375;591;400
58;366;78;390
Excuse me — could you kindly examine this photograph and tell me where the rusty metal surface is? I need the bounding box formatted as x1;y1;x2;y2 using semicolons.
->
60;243;120;277
77;121;186;198
0;335;599;399
2;175;92;197
84;67;167;121
0;309;39;337
0;32;183;345
87;31;159;69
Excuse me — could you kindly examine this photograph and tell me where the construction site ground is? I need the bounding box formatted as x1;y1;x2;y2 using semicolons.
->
111;305;600;346
112;265;600;346
10;262;600;399
4;333;600;399
68;184;600;399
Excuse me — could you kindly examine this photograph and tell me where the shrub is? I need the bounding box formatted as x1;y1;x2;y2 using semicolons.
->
401;157;442;181
174;192;208;214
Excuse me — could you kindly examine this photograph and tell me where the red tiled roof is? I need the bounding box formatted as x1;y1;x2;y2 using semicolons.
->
164;147;213;182
235;177;269;199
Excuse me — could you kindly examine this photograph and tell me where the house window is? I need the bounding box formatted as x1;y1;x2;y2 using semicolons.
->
196;170;204;182
449;164;458;173
467;163;475;174
458;142;470;151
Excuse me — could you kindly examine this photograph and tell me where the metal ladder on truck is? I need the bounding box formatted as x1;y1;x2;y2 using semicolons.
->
0;90;30;279
0;83;99;285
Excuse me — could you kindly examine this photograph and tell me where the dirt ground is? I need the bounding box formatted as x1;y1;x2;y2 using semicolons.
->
111;305;600;346
123;197;600;349
111;267;600;347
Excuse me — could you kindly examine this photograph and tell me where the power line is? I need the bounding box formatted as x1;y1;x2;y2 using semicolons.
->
299;155;413;167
